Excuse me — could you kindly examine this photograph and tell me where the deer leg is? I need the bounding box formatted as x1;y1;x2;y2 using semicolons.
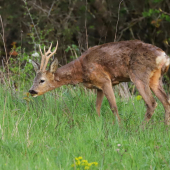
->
102;82;121;123
130;74;157;122
149;70;170;125
96;89;104;116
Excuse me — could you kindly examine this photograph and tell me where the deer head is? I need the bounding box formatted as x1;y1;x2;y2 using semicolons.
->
29;42;58;97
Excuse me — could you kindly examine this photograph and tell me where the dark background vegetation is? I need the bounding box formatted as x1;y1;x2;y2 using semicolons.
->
0;0;170;86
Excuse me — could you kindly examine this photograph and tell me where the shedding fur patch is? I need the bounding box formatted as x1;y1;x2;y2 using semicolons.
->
155;52;170;68
156;52;166;65
165;58;170;66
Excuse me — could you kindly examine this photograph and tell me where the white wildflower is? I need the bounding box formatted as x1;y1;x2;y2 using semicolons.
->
32;52;39;57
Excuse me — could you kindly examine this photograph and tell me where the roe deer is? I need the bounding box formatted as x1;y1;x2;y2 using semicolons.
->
29;40;170;125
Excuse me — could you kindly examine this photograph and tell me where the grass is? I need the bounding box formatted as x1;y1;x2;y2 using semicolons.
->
0;84;170;170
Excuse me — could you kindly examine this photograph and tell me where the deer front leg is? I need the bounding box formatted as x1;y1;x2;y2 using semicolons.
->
102;82;121;123
96;89;104;116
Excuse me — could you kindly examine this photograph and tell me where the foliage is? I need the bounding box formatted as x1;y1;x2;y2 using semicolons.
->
1;0;170;62
8;46;33;89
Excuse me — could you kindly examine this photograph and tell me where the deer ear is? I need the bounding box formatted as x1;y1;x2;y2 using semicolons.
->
50;58;58;73
31;60;40;72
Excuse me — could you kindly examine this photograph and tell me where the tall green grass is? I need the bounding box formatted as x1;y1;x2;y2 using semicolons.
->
0;84;170;170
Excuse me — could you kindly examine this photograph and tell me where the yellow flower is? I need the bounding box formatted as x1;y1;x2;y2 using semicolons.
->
76;160;81;166
71;164;75;167
84;166;90;170
93;162;98;166
88;163;93;166
75;157;79;161
82;160;88;163
80;160;88;166
136;95;142;101
72;157;98;169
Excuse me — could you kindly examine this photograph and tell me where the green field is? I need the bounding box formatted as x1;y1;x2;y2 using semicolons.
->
0;84;170;170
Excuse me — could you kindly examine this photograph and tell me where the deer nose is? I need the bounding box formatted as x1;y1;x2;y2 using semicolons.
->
29;90;38;94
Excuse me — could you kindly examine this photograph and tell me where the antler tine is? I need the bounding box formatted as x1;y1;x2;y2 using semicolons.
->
43;43;52;57
48;41;58;58
39;44;43;56
46;43;52;54
39;44;45;70
42;41;58;71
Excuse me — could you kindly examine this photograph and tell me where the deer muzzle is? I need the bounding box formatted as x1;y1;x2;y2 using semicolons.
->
29;89;38;97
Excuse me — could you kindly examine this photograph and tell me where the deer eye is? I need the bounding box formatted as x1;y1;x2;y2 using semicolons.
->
40;80;45;83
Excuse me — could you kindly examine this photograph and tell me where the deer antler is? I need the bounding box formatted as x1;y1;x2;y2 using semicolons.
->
39;41;58;71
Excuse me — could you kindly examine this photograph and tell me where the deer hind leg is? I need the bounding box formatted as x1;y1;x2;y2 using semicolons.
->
96;89;104;117
130;73;157;122
102;82;121;123
149;68;170;125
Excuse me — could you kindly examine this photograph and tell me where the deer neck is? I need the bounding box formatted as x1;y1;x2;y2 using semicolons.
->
54;58;83;87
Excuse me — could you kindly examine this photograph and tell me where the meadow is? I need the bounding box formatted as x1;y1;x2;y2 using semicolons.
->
0;84;170;170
